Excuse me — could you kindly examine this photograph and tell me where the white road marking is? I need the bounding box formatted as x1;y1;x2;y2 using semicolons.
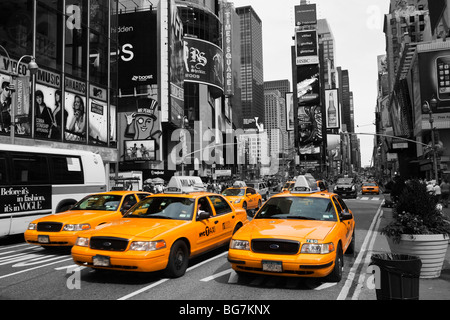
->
337;203;383;300
200;268;233;282
314;282;338;290
0;257;73;280
118;250;229;300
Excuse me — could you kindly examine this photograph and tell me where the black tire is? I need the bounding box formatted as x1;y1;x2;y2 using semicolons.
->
326;244;343;282
242;202;247;212
346;231;355;255
164;240;189;278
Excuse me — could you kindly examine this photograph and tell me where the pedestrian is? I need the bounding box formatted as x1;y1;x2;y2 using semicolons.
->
440;179;450;208
390;175;405;203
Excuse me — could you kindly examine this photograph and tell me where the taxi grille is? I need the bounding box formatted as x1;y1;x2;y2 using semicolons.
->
251;239;300;255
37;222;63;232
90;237;129;251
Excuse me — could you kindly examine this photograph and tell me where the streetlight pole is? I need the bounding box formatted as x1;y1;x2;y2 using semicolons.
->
423;98;439;184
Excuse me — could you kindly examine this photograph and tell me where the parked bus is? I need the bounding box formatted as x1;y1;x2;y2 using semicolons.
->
0;143;106;236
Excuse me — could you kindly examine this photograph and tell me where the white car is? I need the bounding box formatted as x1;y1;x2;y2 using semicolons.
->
246;181;270;200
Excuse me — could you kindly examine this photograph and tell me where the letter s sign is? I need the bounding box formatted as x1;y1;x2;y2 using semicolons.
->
121;44;134;62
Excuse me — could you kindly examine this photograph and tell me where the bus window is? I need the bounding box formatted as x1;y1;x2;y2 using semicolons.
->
0;154;7;185
11;154;49;184
51;156;84;184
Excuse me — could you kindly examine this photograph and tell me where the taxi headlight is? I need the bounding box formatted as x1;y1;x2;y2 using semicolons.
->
230;239;250;250
75;237;90;247
129;240;166;251
28;223;37;230
63;224;91;231
301;243;335;254
234;199;242;204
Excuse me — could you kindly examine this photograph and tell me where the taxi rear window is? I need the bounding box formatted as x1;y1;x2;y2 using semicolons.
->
222;188;245;196
256;197;337;222
72;194;124;211
125;197;195;220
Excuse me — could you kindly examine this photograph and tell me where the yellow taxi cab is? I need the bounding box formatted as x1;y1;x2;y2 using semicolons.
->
71;176;249;278
222;184;262;212
361;182;380;195
24;191;151;247
228;175;355;282
281;180;295;192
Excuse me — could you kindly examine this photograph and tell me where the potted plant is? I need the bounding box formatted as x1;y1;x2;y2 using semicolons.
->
381;179;450;278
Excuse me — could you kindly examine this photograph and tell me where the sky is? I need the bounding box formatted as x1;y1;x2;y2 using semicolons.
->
230;0;391;167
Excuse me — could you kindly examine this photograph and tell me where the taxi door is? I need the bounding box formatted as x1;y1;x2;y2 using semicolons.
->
245;188;257;209
194;196;222;253
208;195;235;242
333;196;354;251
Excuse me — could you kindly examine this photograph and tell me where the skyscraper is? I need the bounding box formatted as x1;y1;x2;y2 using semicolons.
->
236;6;265;129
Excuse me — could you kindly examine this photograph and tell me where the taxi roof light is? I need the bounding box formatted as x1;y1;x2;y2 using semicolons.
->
290;175;320;194
164;176;206;194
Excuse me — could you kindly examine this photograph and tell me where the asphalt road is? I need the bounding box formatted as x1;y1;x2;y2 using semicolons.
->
0;193;384;306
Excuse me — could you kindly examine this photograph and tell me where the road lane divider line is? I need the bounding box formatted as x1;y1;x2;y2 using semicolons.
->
351;211;383;300
118;250;229;300
200;268;233;282
337;203;383;300
0;257;73;280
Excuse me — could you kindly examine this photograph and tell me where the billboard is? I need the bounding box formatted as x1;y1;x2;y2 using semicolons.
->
183;37;224;94
118;10;158;91
325;89;339;129
294;4;317;27
419;49;450;112
286;92;294;131
296;64;322;155
223;4;234;96
295;30;319;65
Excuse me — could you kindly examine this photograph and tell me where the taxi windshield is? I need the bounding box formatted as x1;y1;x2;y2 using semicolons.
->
124;196;195;220
255;197;337;222
71;194;123;211
363;183;377;186
222;188;245;196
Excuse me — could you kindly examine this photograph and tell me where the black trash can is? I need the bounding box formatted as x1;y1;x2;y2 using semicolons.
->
370;253;422;300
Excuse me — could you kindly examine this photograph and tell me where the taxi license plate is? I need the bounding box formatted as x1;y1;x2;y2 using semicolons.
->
262;260;282;273
93;255;110;267
38;235;49;244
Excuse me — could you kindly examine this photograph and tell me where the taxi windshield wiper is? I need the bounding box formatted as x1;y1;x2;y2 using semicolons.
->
286;215;317;220
146;215;173;219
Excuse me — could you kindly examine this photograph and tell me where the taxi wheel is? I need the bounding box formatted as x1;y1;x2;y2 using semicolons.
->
242;202;247;212
346;232;355;255
326;245;343;283
165;240;189;278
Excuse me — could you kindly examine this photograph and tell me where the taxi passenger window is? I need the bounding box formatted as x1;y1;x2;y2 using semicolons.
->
209;195;232;216
122;195;138;212
336;196;349;212
332;197;343;214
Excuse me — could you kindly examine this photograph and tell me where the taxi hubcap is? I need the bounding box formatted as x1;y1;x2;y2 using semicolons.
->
175;250;185;269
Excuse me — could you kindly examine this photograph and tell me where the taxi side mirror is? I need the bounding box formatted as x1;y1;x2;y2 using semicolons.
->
197;211;210;221
340;210;353;221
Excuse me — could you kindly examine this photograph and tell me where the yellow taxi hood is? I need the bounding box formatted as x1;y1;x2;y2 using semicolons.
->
33;210;120;225
87;218;189;239
237;219;336;242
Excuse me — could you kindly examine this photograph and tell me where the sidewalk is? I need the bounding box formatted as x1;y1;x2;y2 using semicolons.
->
357;205;450;300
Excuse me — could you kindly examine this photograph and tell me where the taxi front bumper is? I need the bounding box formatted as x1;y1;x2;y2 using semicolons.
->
71;246;169;272
227;249;336;278
24;230;78;246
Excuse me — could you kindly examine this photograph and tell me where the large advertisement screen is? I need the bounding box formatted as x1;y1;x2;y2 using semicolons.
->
118;10;158;91
419;49;450;112
183;37;224;94
295;30;319;65
296;64;322;155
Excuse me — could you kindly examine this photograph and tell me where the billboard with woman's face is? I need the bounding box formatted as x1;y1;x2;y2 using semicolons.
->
65;92;87;142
